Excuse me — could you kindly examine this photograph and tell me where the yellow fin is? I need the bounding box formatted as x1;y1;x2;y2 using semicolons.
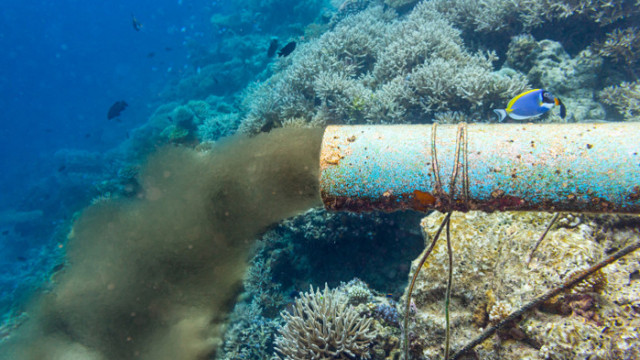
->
506;89;540;111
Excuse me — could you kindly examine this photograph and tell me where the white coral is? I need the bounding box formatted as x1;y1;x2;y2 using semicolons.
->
274;283;377;360
488;300;513;323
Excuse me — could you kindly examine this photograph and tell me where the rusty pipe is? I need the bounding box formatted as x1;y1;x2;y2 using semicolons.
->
319;123;640;213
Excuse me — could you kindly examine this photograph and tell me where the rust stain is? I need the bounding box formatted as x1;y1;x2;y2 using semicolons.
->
412;190;436;212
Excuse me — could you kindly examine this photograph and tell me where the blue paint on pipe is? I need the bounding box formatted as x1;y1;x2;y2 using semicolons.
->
320;123;640;213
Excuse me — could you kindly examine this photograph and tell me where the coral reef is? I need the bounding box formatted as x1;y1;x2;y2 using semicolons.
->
598;27;640;70
234;0;639;128
373;302;401;328
214;208;423;360
427;0;640;33
403;211;640;359
217;302;281;360
239;3;529;132
273;283;378;360
505;36;606;122
276;208;424;294
383;0;419;11
599;81;640;121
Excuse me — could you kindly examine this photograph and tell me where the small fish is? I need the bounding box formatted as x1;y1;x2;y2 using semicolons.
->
132;14;143;31
278;41;296;57
267;38;279;57
17;256;26;262
1;230;8;235
147;52;155;58
107;100;128;120
52;263;65;272
84;133;91;138
58;165;66;172
494;89;566;122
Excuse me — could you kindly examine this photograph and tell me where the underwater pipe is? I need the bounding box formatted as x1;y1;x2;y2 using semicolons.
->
320;123;640;214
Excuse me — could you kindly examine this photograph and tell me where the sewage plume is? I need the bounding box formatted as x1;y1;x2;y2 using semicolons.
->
1;128;324;360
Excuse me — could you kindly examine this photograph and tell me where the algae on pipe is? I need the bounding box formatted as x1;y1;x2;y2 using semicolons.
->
319;123;640;214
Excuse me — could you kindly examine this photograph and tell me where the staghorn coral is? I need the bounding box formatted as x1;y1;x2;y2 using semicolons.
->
598;27;640;64
433;111;472;124
197;113;240;142
239;3;528;132
273;283;378;360
598;26;640;77
426;0;640;33
427;0;534;32
330;0;372;25
599;81;640;121
239;6;391;133
505;34;541;73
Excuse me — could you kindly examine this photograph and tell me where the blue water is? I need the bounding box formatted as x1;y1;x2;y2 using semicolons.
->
0;0;221;198
0;0;324;326
0;0;226;316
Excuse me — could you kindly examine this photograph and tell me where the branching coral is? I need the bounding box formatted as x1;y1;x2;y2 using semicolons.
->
239;6;391;133
239;3;528;132
425;0;640;32
599;81;640;121
598;27;640;71
273;284;377;360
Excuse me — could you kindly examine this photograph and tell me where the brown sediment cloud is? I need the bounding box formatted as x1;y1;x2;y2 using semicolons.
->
1;128;323;360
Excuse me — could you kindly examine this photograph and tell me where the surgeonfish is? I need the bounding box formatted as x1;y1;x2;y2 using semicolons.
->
107;100;128;120
267;38;279;57
278;41;297;57
494;89;566;122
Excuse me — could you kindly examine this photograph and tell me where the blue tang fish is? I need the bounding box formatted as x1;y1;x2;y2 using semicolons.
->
494;89;566;122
